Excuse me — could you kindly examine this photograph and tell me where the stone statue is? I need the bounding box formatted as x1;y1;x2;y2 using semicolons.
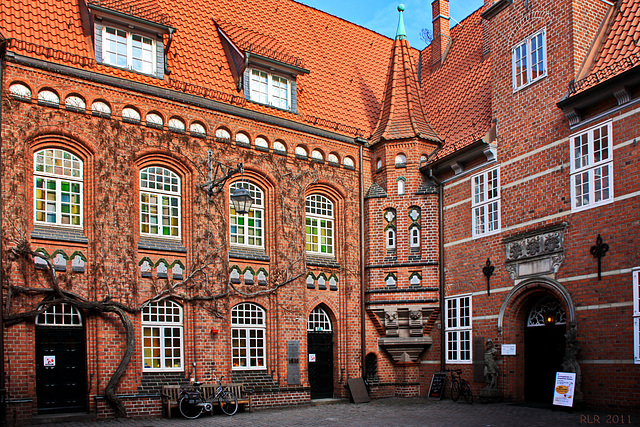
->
484;338;498;390
561;327;583;400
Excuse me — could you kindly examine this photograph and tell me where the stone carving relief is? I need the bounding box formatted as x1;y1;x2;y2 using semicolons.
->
504;223;566;280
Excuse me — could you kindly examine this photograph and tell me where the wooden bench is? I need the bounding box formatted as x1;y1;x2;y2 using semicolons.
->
161;383;252;417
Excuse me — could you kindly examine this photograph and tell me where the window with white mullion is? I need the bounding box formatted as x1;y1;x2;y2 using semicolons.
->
633;269;640;364
249;68;291;110
512;28;546;91
271;75;290;109
472;167;500;238
231;303;266;370
103;26;156;74
230;182;264;248
33;149;83;227
250;70;269;104
142;300;183;371
445;295;472;363
305;194;334;255
570;121;613;212
140;167;181;238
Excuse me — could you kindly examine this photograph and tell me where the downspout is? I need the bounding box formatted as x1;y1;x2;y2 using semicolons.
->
0;35;7;427
355;137;367;378
164;28;175;75
428;169;446;372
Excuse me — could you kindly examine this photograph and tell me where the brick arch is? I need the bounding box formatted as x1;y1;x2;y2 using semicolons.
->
497;276;576;335
507;10;555;47
306;301;338;331
30;132;95;161
134;150;194;176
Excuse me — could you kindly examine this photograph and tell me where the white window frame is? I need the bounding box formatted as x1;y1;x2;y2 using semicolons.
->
231;303;266;370
445;294;472;363
33;149;84;228
633;268;640;364
512;28;547;91
139;166;181;238
142;300;183;371
410;226;420;248
308;307;332;332
103;26;156;75
229;181;264;248
305;194;334;256
570;120;614;212
471;167;501;238
249;68;291;110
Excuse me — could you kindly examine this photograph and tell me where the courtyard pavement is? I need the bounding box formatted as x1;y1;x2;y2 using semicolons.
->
31;398;640;427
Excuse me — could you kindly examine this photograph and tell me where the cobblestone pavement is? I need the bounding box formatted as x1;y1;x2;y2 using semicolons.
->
42;398;640;427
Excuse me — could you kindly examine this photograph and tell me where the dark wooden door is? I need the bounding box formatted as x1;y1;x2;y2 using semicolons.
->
308;332;333;399
524;324;565;403
35;326;87;413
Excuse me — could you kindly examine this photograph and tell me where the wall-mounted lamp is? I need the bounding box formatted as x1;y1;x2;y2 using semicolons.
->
543;310;556;326
200;150;254;215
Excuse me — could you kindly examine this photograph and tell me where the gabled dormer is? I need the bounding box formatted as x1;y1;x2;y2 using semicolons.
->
87;0;176;79
216;21;310;113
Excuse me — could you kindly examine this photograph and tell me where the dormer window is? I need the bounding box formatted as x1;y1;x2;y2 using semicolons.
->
89;3;174;79
248;69;291;110
103;27;156;74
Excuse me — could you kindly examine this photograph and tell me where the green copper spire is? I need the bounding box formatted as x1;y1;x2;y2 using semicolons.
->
396;4;407;40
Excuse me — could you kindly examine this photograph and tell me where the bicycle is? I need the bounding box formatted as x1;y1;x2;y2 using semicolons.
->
448;369;473;404
178;374;239;419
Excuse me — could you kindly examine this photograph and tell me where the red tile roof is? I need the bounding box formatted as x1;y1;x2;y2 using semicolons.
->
370;36;441;145
420;9;492;161
569;0;640;94
0;0;489;148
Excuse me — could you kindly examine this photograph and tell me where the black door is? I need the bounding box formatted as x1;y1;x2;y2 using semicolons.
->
524;324;565;403
308;332;333;399
35;326;87;413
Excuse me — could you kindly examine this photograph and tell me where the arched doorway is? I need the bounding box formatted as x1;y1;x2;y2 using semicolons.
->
35;302;87;413
524;296;566;402
307;306;333;399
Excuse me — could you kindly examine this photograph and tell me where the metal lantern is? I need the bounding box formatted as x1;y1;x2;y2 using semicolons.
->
230;186;253;215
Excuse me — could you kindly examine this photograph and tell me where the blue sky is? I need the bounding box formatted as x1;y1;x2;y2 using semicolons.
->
297;0;484;50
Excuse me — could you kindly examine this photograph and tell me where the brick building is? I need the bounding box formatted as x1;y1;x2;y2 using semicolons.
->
0;0;638;423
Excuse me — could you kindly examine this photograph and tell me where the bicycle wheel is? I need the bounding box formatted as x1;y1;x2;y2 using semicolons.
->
218;390;238;415
461;382;473;404
450;381;460;402
179;395;204;419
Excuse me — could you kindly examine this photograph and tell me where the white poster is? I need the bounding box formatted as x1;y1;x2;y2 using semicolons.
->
308;354;316;362
44;355;55;367
552;372;576;407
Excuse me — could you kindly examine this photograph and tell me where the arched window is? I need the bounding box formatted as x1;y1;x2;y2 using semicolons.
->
122;107;141;123
273;140;287;154
344;157;355;168
395;153;407;167
229;181;264;248
216;128;231;140
328;153;339;164
139;166;181;238
236;132;251;146
64;95;86;111
9;82;31;100
305;194;334;255
91;100;111;117
295;146;308;158
34;148;83;227
36;302;83;326
168;117;185;133
189;122;206;137
255;136;269;150
231;303;266;369
146;112;163;128
376;158;383;171
307;306;332;332
142;300;183;371
397;177;406;196
409;206;421;249
311;150;324;162
38;89;60;106
410;226;420;248
384;208;396;250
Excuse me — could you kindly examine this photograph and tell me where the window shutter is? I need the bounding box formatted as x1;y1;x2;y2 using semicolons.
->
156;36;165;79
290;78;298;113
94;23;103;63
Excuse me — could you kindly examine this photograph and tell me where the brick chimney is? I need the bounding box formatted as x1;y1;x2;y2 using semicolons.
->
431;0;450;66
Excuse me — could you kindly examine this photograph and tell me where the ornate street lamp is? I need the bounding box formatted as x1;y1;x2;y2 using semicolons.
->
200;150;254;215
